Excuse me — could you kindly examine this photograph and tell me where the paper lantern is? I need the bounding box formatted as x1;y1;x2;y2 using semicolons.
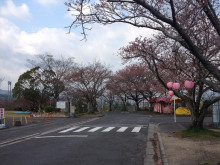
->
184;80;194;89
173;82;180;90
168;91;174;96
168;95;172;99
167;82;173;89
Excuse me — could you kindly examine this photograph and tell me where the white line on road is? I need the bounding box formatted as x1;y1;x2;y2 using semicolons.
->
73;127;90;132
88;127;102;132
59;127;78;133
35;135;88;138
132;127;142;133
116;127;128;132
102;127;115;132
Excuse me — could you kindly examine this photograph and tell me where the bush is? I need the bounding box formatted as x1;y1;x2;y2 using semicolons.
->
54;108;61;113
44;106;54;113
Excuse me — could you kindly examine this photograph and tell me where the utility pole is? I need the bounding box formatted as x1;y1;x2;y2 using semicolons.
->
8;81;11;100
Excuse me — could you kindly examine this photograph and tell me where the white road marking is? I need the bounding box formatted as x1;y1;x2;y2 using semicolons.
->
59;127;78;133
88;127;102;132
132;127;142;132
102;127;115;132
35;135;88;138
73;127;90;132
117;127;128;132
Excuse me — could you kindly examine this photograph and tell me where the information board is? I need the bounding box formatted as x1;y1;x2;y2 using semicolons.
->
56;101;66;109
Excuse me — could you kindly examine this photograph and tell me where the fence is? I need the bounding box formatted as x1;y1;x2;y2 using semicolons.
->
1;112;55;128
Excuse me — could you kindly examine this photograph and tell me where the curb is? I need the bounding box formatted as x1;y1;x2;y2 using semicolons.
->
157;132;169;165
144;123;155;165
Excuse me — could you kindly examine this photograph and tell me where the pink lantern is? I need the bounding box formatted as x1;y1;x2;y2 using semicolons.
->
168;95;172;99
167;82;173;89
168;91;174;96
173;82;180;90
184;80;194;89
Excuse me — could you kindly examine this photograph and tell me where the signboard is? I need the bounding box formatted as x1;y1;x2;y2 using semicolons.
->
56;101;66;109
0;108;4;119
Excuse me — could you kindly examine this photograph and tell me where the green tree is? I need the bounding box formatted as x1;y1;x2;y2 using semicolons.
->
13;67;56;111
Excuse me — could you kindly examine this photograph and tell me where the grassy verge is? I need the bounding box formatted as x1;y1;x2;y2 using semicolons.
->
176;128;220;140
133;110;174;116
5;111;31;118
200;158;220;165
74;112;104;118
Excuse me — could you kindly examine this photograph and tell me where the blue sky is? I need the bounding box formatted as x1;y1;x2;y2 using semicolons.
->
0;0;155;90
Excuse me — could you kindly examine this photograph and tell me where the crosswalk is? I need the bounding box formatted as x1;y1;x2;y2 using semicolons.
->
58;126;144;134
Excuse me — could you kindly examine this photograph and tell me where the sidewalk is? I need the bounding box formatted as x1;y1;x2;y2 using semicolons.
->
157;122;220;165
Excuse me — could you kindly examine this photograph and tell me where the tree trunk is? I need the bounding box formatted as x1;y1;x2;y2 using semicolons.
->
190;116;205;130
135;100;140;111
109;101;113;111
185;100;205;130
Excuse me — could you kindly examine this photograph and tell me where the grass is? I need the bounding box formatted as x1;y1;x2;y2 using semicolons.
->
176;128;220;140
74;112;104;118
133;110;174;116
5;111;31;118
132;110;159;115
200;158;220;164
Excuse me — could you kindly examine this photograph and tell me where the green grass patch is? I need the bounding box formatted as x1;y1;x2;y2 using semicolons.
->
74;112;104;118
200;158;220;164
132;110;170;116
176;128;220;140
5;111;31;118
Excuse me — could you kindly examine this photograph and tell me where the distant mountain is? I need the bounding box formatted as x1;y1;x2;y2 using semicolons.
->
0;89;8;95
0;89;8;98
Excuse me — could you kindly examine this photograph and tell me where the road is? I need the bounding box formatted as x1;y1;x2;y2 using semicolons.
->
0;112;150;165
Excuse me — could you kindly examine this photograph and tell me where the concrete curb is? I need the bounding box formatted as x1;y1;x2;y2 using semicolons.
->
157;132;169;165
144;123;155;165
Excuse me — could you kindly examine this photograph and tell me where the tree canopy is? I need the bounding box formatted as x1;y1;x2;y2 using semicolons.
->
65;0;220;91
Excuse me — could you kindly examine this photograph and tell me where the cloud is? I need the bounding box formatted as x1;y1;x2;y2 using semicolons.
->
36;0;62;5
0;15;156;90
0;0;31;20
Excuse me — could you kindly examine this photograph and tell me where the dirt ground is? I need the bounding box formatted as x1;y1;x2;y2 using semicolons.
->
161;132;220;165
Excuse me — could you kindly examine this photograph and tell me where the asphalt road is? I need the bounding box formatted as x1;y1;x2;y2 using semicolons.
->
0;112;150;165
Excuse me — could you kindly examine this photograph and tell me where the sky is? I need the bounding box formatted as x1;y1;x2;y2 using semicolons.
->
0;0;155;90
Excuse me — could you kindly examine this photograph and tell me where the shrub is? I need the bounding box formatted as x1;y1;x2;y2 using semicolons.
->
44;106;54;113
54;108;61;113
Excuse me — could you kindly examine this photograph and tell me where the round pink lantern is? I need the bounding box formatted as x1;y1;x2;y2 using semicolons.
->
173;82;180;90
168;91;174;96
184;80;194;89
167;82;173;89
168;95;172;99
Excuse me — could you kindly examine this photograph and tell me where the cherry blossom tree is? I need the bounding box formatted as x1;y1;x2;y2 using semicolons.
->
27;54;75;101
65;61;111;113
65;0;220;89
109;64;160;111
119;36;220;129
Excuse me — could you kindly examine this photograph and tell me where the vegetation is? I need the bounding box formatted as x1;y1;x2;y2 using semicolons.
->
64;0;220;129
176;128;220;140
5;111;30;118
44;106;54;113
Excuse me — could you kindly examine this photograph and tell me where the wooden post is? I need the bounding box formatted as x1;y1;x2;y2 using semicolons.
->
12;117;15;126
25;117;28;124
20;117;22;125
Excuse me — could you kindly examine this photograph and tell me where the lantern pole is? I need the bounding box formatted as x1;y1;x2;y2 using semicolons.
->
174;95;176;123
